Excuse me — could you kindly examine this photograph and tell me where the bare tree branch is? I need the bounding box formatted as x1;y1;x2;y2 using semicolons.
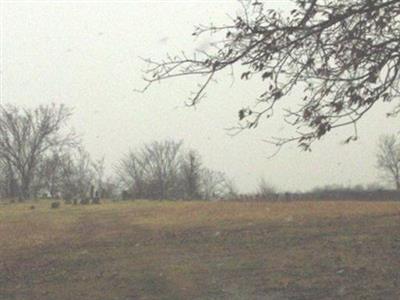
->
141;0;400;149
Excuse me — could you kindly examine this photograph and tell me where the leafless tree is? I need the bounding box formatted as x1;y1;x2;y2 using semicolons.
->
257;177;276;197
61;147;94;201
200;169;231;200
376;134;400;190
116;151;147;199
141;140;183;199
101;176;119;200
34;149;67;198
117;140;183;199
179;150;202;200
142;0;400;150
116;140;237;200
0;104;76;200
92;156;105;196
0;158;18;199
223;177;239;200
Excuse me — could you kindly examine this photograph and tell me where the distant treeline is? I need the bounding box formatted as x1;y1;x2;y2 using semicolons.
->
232;189;400;202
0;104;238;202
116;140;237;201
1;103;399;203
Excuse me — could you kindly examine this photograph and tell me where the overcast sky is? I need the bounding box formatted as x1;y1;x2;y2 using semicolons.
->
1;0;400;193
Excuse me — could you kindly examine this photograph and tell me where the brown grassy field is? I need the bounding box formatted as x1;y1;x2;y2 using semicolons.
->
0;200;399;300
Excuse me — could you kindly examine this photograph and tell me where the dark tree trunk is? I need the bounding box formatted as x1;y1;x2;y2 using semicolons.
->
19;175;31;201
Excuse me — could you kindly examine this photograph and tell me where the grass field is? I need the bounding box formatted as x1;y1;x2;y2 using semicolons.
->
1;200;399;300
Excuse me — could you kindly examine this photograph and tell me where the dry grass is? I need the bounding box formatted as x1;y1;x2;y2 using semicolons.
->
1;200;399;299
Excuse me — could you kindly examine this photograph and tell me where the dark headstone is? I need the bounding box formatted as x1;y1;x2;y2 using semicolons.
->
51;202;60;209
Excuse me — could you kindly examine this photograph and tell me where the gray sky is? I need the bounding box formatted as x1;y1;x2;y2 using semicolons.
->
1;0;399;193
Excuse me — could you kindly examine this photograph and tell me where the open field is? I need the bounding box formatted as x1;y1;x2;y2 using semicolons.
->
1;200;400;300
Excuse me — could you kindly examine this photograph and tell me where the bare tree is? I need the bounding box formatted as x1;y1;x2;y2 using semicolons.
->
116;140;238;200
200;169;230;200
101;176;119;200
116;151;147;199
34;149;67;198
179;150;202;199
376;134;400;190
116;139;240;201
0;104;76;200
142;0;400;149
223;177;239;200
61;147;94;201
92;156;105;196
0;158;18;199
141;140;183;199
117;140;183;199
257;177;276;197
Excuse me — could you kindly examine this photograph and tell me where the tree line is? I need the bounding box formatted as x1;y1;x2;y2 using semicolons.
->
116;140;236;200
0;104;236;202
1;103;400;202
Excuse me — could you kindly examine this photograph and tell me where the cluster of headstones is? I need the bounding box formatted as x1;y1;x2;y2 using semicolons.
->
52;185;101;208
